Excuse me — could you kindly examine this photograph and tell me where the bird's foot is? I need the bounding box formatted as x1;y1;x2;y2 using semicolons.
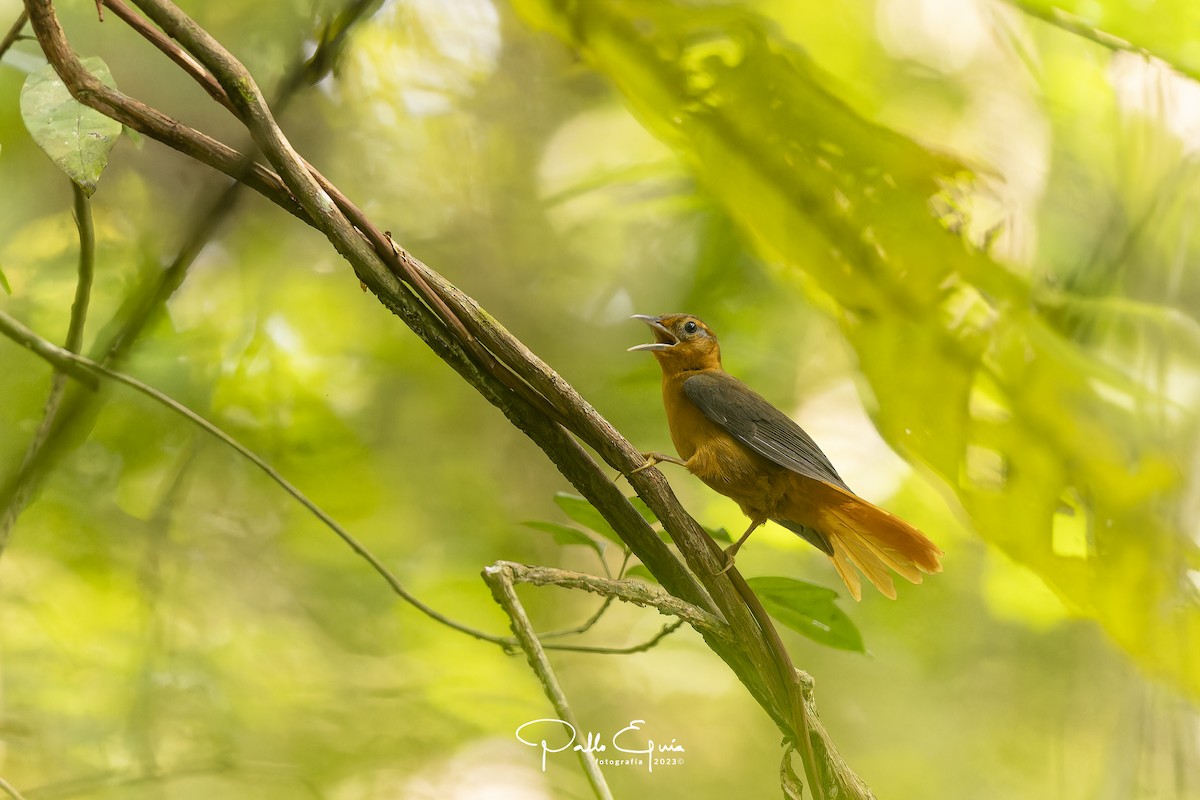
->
715;521;760;576
630;451;686;475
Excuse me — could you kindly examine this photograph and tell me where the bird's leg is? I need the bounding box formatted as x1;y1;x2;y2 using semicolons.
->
631;451;689;474
716;520;763;575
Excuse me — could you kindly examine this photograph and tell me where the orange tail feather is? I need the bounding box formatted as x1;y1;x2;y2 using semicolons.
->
808;482;943;601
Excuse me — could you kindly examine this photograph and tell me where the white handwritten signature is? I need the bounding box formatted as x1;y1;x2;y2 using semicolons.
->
515;719;685;773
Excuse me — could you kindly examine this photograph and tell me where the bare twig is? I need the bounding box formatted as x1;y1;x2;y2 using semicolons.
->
1002;0;1200;85
539;551;631;638
0;10;28;60
1;0;380;556
543;619;685;654
0;299;98;389
483;563;615;800
496;561;732;643
0;183;97;549
0;308;508;647
0;184;94;547
100;0;234;111
539;596;616;640
0;776;30;800
65;183;95;354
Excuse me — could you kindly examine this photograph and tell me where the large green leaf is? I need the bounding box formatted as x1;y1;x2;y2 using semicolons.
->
747;576;864;652
522;520;605;554
514;0;1200;700
20;57;122;196
553;491;626;547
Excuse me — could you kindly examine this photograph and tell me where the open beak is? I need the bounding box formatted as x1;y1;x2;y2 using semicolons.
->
627;314;678;352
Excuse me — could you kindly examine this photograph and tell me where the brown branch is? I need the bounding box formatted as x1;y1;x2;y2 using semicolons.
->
112;0;712;612
23;2;303;219
19;1;872;795
99;0;235;111
0;0;383;538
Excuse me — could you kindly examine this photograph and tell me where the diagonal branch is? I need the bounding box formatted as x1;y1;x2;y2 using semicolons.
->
1002;0;1200;85
19;1;873;795
0;307;509;647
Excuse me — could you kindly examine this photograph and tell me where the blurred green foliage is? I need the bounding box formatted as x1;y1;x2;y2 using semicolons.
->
514;0;1200;702
0;0;1197;798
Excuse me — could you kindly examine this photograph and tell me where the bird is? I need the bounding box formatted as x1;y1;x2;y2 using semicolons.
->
628;313;942;600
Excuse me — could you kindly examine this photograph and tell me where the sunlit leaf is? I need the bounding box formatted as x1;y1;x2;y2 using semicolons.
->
514;0;1200;701
20;57;122;196
747;576;863;652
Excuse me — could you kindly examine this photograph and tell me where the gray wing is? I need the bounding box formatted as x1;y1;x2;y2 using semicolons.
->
682;372;851;492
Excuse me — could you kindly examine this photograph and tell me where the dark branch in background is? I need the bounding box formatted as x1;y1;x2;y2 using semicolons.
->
1;309;706;667
0;307;509;647
16;1;869;795
0;0;378;554
0;10;28;59
0;184;95;550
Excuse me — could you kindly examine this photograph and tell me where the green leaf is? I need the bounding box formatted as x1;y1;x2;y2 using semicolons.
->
625;564;658;583
553;492;625;547
628;495;657;524
747;576;864;653
522;520;603;553
632;501;733;544
20;57;122;196
1;49;47;76
656;522;732;544
704;525;733;543
514;0;1200;700
0;266;10;296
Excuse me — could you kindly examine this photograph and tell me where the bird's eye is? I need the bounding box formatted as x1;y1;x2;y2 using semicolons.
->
683;321;698;334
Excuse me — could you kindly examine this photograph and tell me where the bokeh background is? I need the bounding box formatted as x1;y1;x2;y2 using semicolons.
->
1;0;1198;797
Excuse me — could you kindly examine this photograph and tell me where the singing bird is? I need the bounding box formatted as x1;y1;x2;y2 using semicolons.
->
629;313;942;600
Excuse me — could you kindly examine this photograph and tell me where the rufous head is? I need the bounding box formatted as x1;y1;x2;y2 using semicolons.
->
628;314;722;372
